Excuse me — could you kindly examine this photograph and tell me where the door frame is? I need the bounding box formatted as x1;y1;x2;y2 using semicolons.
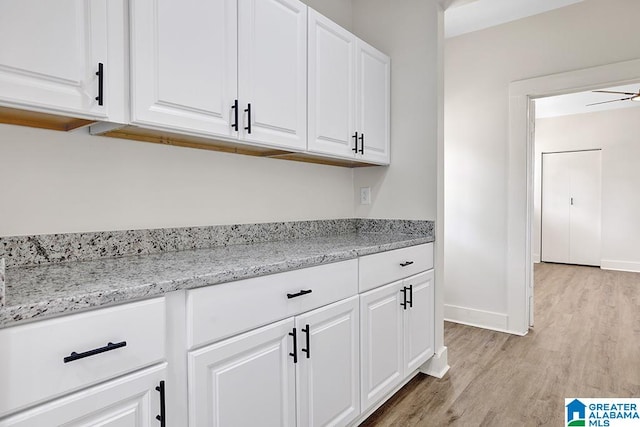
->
506;58;640;335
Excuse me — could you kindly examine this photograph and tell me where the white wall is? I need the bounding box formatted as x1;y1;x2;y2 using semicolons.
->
0;124;356;236
351;0;439;221
534;106;640;272
445;0;640;331
0;0;356;237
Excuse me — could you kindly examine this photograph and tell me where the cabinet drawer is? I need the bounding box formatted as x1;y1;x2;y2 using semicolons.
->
359;243;433;292
187;259;358;349
0;298;166;417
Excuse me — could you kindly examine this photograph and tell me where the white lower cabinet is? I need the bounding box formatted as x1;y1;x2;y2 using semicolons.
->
188;318;296;427
359;270;434;412
359;280;404;411
0;363;167;427
188;296;360;427
295;295;360;427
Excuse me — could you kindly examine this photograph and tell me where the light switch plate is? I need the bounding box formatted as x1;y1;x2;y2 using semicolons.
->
360;187;371;205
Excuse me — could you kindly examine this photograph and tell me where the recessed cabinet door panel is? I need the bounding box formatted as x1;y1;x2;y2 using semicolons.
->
0;364;166;427
130;0;237;137
188;318;296;427
403;271;434;375
0;0;107;118
307;9;356;158
238;0;307;150
296;296;360;427
356;39;390;165
359;281;403;412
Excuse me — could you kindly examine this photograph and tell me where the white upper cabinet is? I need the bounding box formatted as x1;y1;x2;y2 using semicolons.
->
238;0;307;150
129;0;238;137
307;10;390;164
356;39;391;164
129;0;307;150
0;0;109;119
307;9;356;158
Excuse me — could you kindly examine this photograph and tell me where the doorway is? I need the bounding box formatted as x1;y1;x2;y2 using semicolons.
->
506;58;640;335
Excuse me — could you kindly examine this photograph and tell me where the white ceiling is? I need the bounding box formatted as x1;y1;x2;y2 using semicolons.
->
535;84;640;119
444;0;583;39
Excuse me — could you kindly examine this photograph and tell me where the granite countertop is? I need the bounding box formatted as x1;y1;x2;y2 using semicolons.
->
0;232;433;328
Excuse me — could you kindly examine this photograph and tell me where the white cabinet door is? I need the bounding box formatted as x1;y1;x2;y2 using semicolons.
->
359;280;403;412
295;296;360;427
0;0;108;118
0;364;166;427
307;9;356;159
403;271;435;375
188;318;296;427
129;0;238;137
356;39;390;165
238;0;307;150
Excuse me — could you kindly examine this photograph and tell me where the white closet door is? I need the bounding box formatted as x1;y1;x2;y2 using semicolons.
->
569;151;602;266
541;150;601;266
542;153;572;264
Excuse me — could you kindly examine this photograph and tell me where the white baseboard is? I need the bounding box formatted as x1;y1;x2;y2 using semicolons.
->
444;304;510;332
533;252;541;263
420;346;449;378
601;260;640;273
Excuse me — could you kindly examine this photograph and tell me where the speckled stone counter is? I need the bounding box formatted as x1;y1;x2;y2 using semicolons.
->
0;219;434;328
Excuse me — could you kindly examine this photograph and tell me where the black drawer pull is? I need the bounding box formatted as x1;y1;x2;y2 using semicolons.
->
95;62;104;106
287;289;312;299
155;380;166;426
407;284;413;308
289;327;298;363
231;99;239;131
63;341;126;363
358;133;364;154
400;261;414;267
352;132;359;152
301;324;310;358
244;103;252;134
400;287;408;310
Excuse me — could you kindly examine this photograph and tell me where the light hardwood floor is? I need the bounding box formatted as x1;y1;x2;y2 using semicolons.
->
361;263;640;426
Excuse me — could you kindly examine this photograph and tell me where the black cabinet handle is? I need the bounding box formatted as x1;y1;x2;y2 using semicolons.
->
287;289;312;299
358;133;364;154
231;99;239;131
352;132;359;153
407;285;413;308
95;62;104;106
244;103;252;134
155;380;166;427
400;261;414;267
400;287;407;310
301;324;310;359
289;328;298;363
63;341;126;363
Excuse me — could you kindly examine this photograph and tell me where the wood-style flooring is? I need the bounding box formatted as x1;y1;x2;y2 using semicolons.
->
361;263;640;426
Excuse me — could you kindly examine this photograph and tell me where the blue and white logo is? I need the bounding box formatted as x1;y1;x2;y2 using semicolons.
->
565;398;640;427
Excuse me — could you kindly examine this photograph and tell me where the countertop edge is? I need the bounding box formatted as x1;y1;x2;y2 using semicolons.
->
0;235;433;328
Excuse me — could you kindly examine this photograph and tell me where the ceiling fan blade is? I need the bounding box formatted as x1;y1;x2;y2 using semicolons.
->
586;97;634;106
593;90;637;96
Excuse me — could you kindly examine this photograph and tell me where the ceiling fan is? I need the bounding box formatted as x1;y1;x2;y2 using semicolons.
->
587;88;640;106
